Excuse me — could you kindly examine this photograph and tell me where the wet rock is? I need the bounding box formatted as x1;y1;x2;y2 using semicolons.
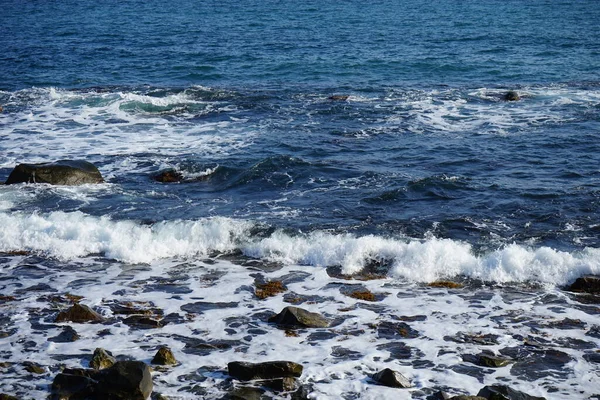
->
0;394;19;400
51;361;152;400
5;160;104;185
98;361;153;399
180;301;239;314
151;347;177;366
152;169;184;183
503;91;521;101
90;348;116;370
48;326;80;343
371;368;412;388
24;361;46;374
444;332;499;346
55;303;104;323
255;280;287;299
228;361;303;381
477;385;546;400
123;315;165;329
328;95;349;101
587;325;600;338
377;320;419;339
260;377;298;392
428;281;464;289
463;353;512;368
222;386;265;400
268;306;329;328
567;276;600;294
449;397;486;400
326;258;391;280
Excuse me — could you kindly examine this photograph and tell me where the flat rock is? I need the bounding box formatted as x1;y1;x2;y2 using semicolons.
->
5;160;104;185
371;368;412;388
55;303;104;323
268;306;329;328
228;361;303;381
477;385;546;400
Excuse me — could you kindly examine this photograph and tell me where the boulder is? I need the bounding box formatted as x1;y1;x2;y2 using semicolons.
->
51;361;152;400
90;348;116;370
48;326;80;343
152;169;183;183
55;303;105;323
477;385;546;400
151;347;177;366
503;91;520;101
567;276;600;293
5;160;104;185
268;306;329;328
371;368;411;388
227;361;303;381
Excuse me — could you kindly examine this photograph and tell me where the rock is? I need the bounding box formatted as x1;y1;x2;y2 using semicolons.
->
51;361;153;400
55;303;104;323
260;377;298;392
477;385;546;400
90;348;116;370
152;169;183;183
255;280;287;299
567;276;600;293
122;315;165;329
97;361;153;400
464;353;512;368
227;361;303;381
371;368;412;388
48;326;80;343
504;91;520;101
449;397;487;400
428;281;464;289
328;95;349;101
24;362;46;374
0;394;19;400
5;160;104;185
151;347;177;366
268;306;329;328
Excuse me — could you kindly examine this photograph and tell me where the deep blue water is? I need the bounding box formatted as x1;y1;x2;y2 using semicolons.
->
1;0;600;261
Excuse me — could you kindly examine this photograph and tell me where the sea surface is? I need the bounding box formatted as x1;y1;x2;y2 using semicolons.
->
1;0;599;399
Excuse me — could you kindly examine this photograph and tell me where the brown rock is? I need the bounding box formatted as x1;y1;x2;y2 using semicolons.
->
268;306;329;328
55;303;104;323
228;361;303;381
255;280;287;299
90;348;116;370
567;276;600;294
371;368;411;388
151;347;177;366
152;169;183;183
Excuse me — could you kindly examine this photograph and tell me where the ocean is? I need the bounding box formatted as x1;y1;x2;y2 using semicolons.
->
1;0;599;398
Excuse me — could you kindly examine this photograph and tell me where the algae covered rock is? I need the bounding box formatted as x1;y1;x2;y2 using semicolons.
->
5;160;104;185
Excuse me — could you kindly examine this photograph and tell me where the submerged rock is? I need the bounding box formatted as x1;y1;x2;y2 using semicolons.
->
55;303;104;323
268;306;329;328
151;347;177;366
328;95;349;101
227;361;303;381
90;348;116;370
5;160;104;185
371;368;412;388
477;385;546;400
152;169;184;183
503;91;520;101
51;361;152;400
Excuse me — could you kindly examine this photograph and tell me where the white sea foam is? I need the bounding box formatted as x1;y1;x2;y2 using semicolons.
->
1;211;598;286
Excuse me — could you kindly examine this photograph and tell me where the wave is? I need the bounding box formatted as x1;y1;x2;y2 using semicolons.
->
1;211;598;286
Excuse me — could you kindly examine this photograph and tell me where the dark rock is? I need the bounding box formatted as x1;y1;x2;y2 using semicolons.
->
151;347;177;366
371;368;412;388
48;326;80;343
122;315;165;329
90;348;116;370
260;377;298;392
328;95;349;101
23;361;46;374
377;320;419;339
477;385;546;400
463;353;512;368
449;397;486;400
152;169;183;183
503;91;520;101
268;306;329;328
222;386;265;400
55;303;104;323
97;361;153;400
227;361;303;381
51;370;98;399
5;160;104;185
290;384;314;400
0;394;19;400
567;276;600;294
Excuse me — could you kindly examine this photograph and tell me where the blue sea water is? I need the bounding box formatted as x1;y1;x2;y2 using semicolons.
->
1;1;600;398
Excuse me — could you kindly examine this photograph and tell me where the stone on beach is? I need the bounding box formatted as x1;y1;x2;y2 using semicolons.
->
371;368;412;388
55;303;105;323
268;306;329;328
227;361;303;381
151;347;177;366
90;348;116;370
5;160;104;185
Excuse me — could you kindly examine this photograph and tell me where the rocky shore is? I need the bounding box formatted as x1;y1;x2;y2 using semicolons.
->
0;248;598;399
